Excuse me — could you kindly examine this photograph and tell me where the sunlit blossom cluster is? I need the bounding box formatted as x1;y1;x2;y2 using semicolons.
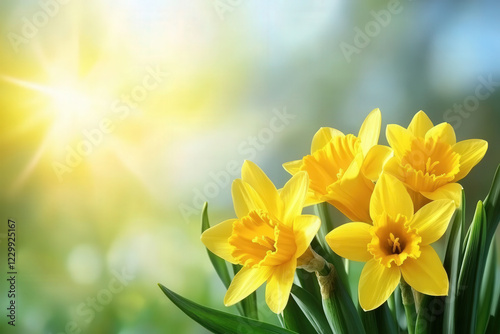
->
201;109;487;313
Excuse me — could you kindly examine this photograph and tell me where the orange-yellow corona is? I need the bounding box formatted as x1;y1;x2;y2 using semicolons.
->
283;108;392;223
201;161;320;313
385;110;487;209
326;174;455;311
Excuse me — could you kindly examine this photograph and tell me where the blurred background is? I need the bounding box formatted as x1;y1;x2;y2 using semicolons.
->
1;0;499;333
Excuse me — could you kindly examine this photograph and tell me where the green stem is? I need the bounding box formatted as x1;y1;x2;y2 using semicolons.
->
400;278;416;334
317;262;366;334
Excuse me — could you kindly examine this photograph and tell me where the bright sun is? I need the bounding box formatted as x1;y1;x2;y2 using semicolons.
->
2;62;115;189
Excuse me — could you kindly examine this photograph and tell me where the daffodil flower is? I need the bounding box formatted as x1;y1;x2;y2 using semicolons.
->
201;161;321;313
326;174;455;311
385;110;488;209
283;108;392;223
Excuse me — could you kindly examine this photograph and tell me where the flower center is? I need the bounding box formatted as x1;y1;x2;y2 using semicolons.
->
400;137;460;192
368;214;422;267
387;233;402;254
300;134;360;197
229;210;296;268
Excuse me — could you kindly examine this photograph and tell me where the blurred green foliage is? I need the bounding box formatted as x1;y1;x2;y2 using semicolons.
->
1;0;499;333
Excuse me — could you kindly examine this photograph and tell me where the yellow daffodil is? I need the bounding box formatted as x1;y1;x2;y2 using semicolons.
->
385;110;488;209
283;108;392;223
201;161;321;313
326;174;455;311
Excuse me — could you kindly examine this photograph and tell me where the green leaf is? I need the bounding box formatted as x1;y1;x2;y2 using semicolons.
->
386;292;399;331
282;293;317;333
291;284;333;334
456;163;500;334
415;294;444;334
485;295;500;334
201;202;232;290
484;164;500;244
477;239;497;334
296;262;322;304
277;313;285;328
386;291;395;316
485;258;500;334
158;284;297;334
201;203;256;319
415;190;465;334
232;264;258;319
442;190;465;334
456;201;487;334
361;302;398;334
375;303;398;334
360;306;379;334
485;315;500;334
319;265;366;334
393;285;406;331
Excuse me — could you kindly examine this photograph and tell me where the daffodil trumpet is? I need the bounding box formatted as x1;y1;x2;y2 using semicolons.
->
326;174;456;311
385;110;488;210
283;108;392;223
201;161;321;314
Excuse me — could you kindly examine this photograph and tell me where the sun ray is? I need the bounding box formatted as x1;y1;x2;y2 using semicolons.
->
9;136;50;195
1;75;54;95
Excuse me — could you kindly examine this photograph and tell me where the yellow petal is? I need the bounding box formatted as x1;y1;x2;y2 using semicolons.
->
382;156;406;181
421;183;463;208
359;259;400;311
303;191;324;207
325;223;372;262
265;259;296;313
425;123;456;146
407;110;433;137
386;124;413;159
370;174;414;223
201;219;238;264
409;200;455;245
242;161;282;218
452;139;488;182
327;196;371;223
400;245;448;296
358;108;382;156
362;145;393;181
326;170;373;223
293;215;321;258
283;159;304;175
311;127;344;153
231;179;266;219
224;266;273;306
280;172;308;225
342;151;363;180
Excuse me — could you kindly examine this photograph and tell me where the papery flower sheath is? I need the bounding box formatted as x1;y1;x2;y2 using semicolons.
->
384;110;488;209
325;174;455;311
283;108;392;223
201;161;321;313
